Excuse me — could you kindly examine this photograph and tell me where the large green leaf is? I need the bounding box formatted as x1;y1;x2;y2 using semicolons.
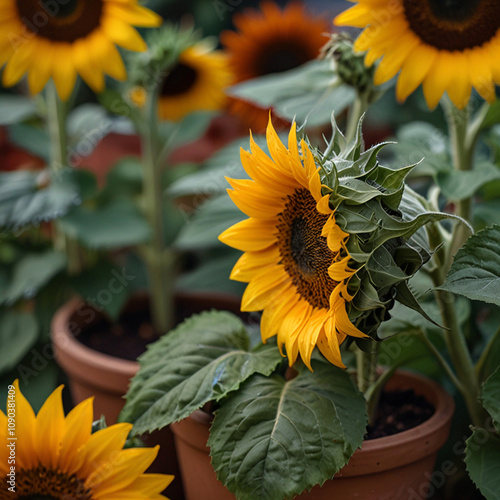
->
465;430;500;500
0;309;39;375
0;170;80;229
209;361;367;500
436;162;500;201
168;135;268;199
0;250;67;305
8;123;50;162
481;367;500;433
0;95;37;125
121;311;283;435
174;194;245;251
59;198;151;248
437;225;500;306
229;59;355;127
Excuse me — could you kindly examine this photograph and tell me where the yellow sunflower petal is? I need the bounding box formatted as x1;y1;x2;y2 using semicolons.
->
34;385;65;468
52;44;78;101
374;32;420;86
260;288;300;343
87;446;159;494
230;246;281;282
422;52;456;110
468;47;496;103
59;397;94;474
396;43;438;102
12;380;37;470
240;268;288;311
101;17;147;52
105;2;162;27
298;309;329;369
78;423;132;478
446;51;472;109
316;316;346;369
219;217;277;252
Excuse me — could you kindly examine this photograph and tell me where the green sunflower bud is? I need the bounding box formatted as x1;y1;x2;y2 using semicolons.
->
126;24;202;89
321;33;376;98
312;114;461;339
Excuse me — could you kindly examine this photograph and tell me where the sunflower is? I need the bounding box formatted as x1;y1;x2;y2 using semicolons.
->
0;381;173;499
334;0;500;109
131;42;232;122
0;0;161;100
219;120;367;369
221;1;329;132
158;43;232;122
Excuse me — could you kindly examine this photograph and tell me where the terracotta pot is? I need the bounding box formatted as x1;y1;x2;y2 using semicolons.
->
51;290;244;423
170;370;455;500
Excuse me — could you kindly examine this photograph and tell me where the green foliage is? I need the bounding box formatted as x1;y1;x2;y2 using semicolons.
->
8;123;50;162
465;368;500;500
481;367;500;433
0;309;38;375
0;250;66;306
316;116;460;337
0;170;80;229
174;195;244;251
121;311;283;435
229;59;356;127
436;161;500;201
465;431;500;500
0;95;38;125
438;225;500;306
209;361;367;500
59;199;151;248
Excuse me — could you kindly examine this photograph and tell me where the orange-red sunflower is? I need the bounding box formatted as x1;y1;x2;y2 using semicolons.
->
219;120;366;369
221;1;329;133
0;0;161;100
335;0;500;109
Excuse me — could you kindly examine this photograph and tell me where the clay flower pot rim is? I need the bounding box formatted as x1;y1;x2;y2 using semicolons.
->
178;369;455;479
52;297;139;377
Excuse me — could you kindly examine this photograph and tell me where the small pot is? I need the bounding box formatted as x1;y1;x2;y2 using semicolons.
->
51;290;244;423
170;370;455;500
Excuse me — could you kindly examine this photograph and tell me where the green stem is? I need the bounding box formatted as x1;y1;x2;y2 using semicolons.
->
46;82;82;275
141;87;176;334
345;91;369;144
430;268;485;427
475;325;500;382
356;343;378;394
428;98;490;427
442;98;475;270
417;329;464;394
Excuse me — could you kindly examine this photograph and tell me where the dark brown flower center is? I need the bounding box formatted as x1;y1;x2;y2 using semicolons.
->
276;188;337;309
16;0;102;43
1;465;92;500
161;62;198;97
256;40;315;75
403;0;500;50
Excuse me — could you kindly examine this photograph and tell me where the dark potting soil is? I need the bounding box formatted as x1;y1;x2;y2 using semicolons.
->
71;294;249;361
74;308;159;361
365;388;435;440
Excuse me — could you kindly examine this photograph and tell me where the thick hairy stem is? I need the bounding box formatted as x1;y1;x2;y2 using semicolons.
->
141;88;176;334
